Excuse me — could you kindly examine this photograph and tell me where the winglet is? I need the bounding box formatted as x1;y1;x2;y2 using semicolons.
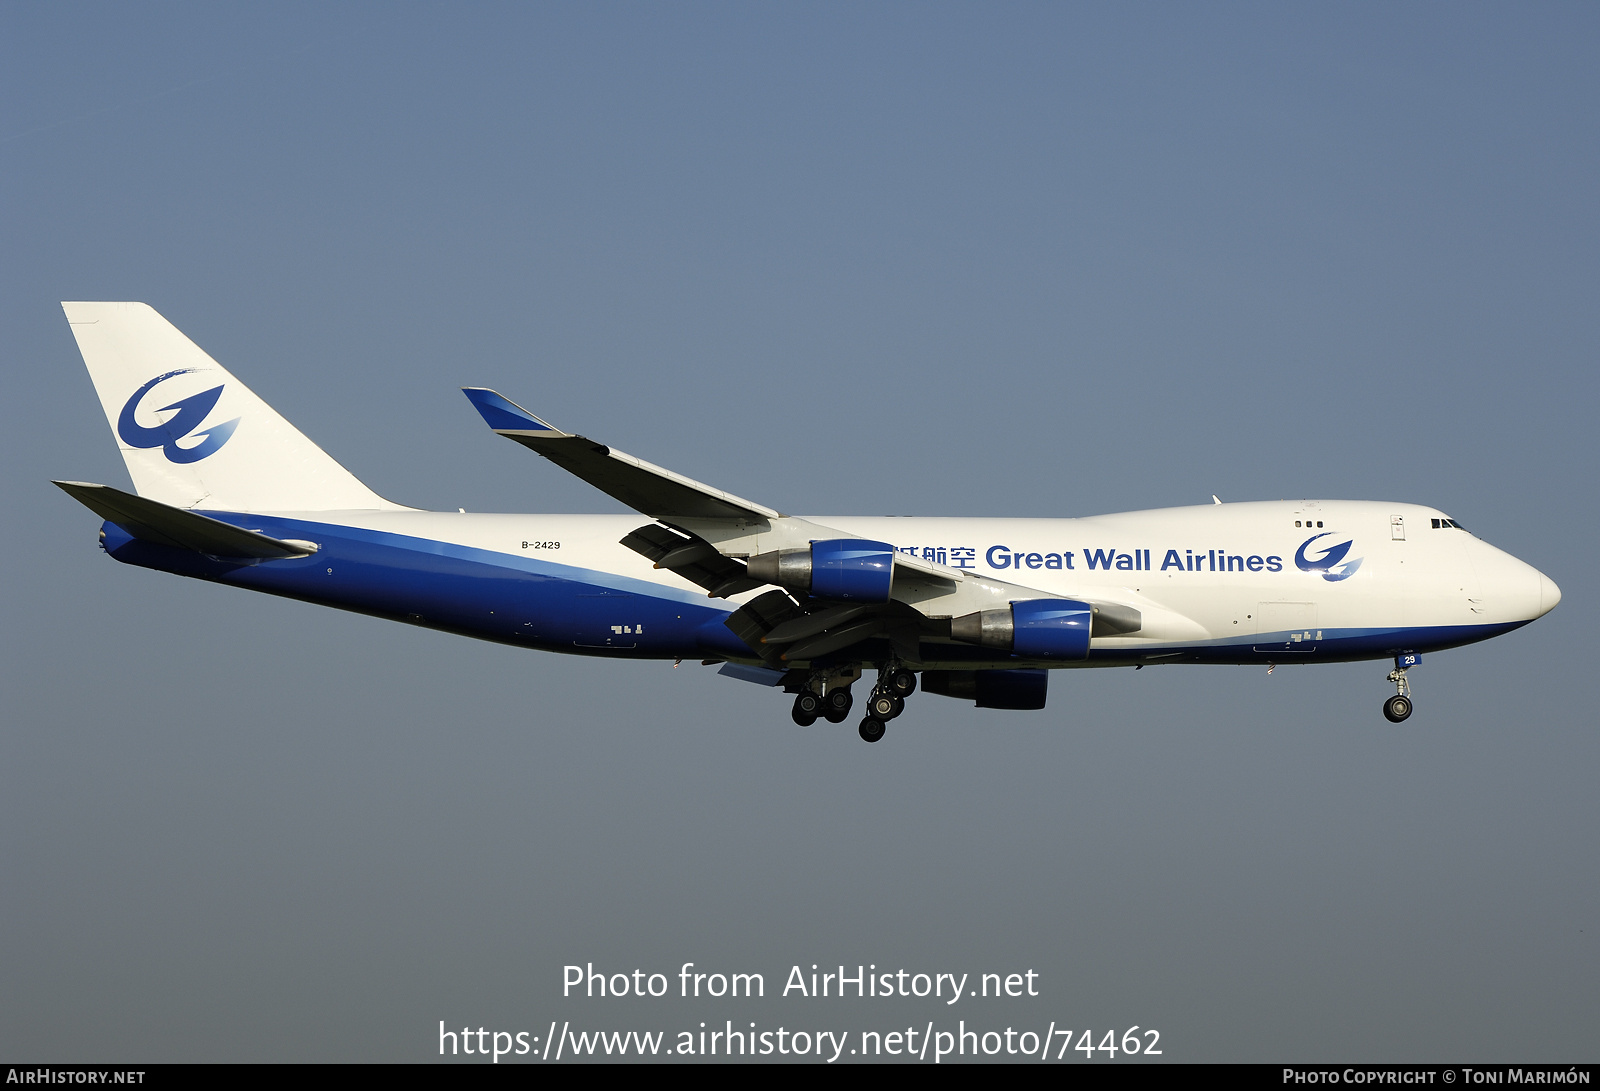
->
461;388;564;434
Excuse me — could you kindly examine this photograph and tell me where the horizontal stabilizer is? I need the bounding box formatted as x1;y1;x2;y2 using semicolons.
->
462;387;782;522
54;481;317;559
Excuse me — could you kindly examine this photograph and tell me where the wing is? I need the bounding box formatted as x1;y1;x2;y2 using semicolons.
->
464;388;962;605
462;388;782;522
461;388;1150;666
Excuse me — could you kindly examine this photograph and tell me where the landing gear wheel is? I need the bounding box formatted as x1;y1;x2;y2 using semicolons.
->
1383;694;1413;723
888;669;917;698
868;692;902;720
858;717;886;743
823;689;853;724
792;692;821;726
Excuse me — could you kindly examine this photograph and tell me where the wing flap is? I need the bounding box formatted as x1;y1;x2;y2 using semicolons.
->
781;618;886;662
761;604;872;645
723;590;809;666
619;523;764;599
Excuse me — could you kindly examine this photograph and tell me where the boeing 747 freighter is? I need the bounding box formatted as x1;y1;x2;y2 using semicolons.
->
55;303;1560;741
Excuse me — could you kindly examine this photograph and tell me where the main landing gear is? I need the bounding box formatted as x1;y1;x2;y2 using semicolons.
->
791;687;853;726
856;664;917;743
1383;654;1418;723
791;691;821;726
791;666;859;727
790;663;917;742
823;688;853;723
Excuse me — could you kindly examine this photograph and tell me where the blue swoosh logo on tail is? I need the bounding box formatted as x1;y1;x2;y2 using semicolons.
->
117;369;241;464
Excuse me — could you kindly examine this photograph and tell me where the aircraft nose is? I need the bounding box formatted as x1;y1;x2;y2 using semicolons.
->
1538;571;1561;617
1476;544;1558;623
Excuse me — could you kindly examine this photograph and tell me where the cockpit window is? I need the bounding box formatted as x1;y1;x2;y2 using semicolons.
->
1431;518;1467;530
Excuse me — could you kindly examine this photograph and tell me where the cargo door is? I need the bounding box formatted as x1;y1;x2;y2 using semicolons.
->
571;588;642;649
1253;601;1320;654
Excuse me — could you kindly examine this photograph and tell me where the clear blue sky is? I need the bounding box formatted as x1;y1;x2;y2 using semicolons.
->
2;3;1595;1061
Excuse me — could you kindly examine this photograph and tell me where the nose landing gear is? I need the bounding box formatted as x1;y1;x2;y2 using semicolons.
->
1383;692;1413;723
1383;653;1418;722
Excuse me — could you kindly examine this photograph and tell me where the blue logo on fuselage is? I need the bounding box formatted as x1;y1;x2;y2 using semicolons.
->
117;369;240;464
1295;533;1363;582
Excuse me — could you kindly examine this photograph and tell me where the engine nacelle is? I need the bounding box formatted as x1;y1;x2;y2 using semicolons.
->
746;538;895;603
921;668;1048;710
949;598;1093;660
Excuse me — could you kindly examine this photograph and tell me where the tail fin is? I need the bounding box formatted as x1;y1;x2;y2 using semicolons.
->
62;302;402;512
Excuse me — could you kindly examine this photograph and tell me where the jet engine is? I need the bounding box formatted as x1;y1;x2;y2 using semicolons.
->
921;668;1048;710
746;538;895;603
950;598;1096;659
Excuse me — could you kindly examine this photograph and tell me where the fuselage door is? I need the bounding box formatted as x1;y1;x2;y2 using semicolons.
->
1254;601;1320;654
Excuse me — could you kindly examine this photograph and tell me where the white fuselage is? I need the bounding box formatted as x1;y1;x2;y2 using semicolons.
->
225;498;1556;670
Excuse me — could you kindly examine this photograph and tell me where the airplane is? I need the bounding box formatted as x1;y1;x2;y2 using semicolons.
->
54;302;1561;742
